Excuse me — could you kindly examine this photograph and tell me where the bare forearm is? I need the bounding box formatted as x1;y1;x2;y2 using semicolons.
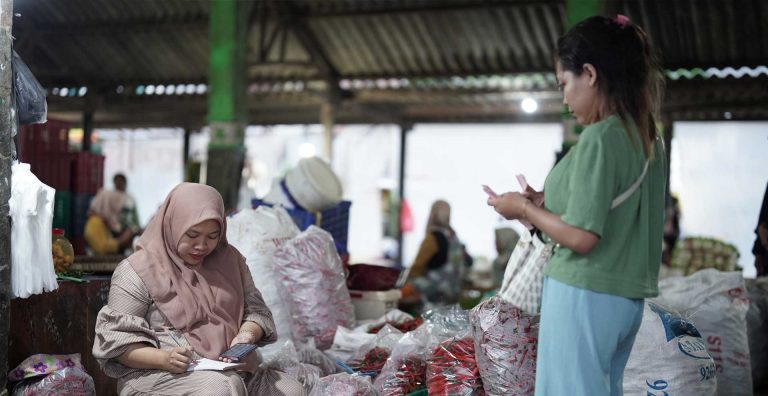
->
116;343;167;370
238;321;265;344
525;204;598;254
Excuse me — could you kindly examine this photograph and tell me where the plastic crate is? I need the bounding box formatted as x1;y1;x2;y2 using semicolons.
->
251;199;351;254
71;193;95;236
53;191;72;236
29;153;70;191
19;120;69;160
71;152;105;194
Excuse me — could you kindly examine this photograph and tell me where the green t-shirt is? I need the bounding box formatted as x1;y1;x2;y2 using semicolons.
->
543;115;666;299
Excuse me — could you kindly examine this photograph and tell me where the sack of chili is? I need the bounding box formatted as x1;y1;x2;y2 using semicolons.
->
273;226;356;350
427;336;485;395
297;339;339;376
470;296;539;396
348;324;404;377
308;373;378;396
374;325;431;396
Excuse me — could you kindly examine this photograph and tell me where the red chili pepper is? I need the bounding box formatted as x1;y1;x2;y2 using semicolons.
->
427;337;485;395
380;355;427;396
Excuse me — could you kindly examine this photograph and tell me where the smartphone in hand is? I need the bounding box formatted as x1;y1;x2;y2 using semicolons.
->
482;184;499;198
219;343;257;362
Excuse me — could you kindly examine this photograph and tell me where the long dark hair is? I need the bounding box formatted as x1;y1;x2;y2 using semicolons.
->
557;16;664;158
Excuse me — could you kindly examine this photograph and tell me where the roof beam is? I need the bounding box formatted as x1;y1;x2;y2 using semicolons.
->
301;0;562;18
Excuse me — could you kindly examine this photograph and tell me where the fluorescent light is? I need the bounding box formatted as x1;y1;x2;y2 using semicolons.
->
521;97;538;113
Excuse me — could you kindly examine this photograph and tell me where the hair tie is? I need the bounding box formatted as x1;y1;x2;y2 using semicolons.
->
614;14;630;27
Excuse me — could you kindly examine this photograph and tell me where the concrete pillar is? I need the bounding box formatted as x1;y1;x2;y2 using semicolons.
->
0;0;15;391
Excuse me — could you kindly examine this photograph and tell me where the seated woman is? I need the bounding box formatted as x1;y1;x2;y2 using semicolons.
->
92;183;304;396
407;200;472;304
84;190;136;255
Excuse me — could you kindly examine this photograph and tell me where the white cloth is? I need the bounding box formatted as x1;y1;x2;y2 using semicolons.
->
9;163;58;298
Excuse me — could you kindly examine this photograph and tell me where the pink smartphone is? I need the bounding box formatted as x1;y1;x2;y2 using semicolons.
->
482;184;499;198
516;174;528;191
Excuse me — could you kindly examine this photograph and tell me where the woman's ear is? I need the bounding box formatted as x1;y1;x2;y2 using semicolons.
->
583;63;598;87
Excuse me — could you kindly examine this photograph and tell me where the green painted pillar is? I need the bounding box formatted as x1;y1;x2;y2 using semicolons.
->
207;0;249;210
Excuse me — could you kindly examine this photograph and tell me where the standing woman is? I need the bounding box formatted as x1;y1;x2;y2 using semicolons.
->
487;16;666;395
93;183;304;395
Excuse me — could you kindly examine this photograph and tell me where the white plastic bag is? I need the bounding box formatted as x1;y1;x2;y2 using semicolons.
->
9;163;57;298
226;206;299;359
657;269;752;396
623;301;717;395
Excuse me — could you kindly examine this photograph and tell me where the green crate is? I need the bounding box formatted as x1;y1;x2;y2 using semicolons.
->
53;190;72;236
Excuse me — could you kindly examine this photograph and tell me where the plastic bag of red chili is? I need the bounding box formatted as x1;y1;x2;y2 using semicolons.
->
374;325;431;395
427;335;485;395
348;324;403;377
308;372;377;396
273;226;356;349
470;296;539;395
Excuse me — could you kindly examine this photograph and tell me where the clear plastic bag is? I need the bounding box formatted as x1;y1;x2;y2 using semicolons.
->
348;324;404;377
8;353;95;396
12;50;47;125
374;324;431;396
470;296;538;396
296;339;338;376
273;226;356;349
262;340;322;394
309;373;378;396
423;305;483;395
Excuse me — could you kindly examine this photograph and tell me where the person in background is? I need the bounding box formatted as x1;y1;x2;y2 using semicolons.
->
406;199;472;304
754;182;768;276
491;227;520;288
487;15;666;395
84;189;137;255
92;183;304;395
113;173;141;235
661;195;681;267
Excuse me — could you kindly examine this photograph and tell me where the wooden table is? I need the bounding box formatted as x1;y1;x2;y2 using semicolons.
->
8;276;118;396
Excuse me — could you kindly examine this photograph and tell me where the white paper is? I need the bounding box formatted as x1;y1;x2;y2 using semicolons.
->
187;358;242;372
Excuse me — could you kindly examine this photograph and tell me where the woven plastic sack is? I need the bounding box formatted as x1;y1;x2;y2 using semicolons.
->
273;226;356;349
470;296;538;396
657;269;751;396
623;301;717;395
227;206;300;360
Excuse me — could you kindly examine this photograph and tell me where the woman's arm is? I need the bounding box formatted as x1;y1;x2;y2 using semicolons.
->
488;192;599;255
116;343;193;374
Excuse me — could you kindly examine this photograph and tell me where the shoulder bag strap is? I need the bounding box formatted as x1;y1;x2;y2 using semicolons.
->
610;159;650;210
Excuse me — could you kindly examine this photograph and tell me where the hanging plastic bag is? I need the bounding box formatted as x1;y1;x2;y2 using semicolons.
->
12;50;47;125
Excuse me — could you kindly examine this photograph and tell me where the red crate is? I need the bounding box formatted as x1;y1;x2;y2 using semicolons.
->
29;153;70;191
19;120;69;160
71;152;105;194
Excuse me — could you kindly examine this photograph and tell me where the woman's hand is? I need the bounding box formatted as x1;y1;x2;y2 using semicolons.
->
161;347;193;374
487;192;530;220
229;330;257;347
522;186;544;207
233;349;261;374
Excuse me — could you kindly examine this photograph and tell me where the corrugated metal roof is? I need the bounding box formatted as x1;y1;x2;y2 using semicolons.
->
11;0;768;127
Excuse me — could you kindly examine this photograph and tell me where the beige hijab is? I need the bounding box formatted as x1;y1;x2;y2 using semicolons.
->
129;183;245;359
89;189;126;232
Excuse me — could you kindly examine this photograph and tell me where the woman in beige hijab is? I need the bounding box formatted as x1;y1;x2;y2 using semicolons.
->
92;183;304;395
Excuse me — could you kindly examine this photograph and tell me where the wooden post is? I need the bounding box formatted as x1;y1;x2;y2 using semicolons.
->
0;0;15;392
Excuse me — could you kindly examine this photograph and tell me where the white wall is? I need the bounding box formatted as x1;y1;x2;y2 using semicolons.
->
402;124;563;267
99;128;184;226
670;122;768;278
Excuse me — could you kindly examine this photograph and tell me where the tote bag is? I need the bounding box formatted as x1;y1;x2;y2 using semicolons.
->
499;160;650;314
